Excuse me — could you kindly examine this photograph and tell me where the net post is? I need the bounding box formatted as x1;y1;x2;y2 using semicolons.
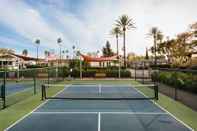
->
2;84;6;109
154;84;159;100
41;84;46;100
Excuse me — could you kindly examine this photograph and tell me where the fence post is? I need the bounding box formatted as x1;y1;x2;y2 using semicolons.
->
174;71;178;100
33;69;36;95
47;67;50;85
118;58;121;79
80;58;82;80
174;86;177;100
3;70;6;108
155;84;159;100
41;85;44;100
56;67;58;82
134;63;136;80
142;62;145;84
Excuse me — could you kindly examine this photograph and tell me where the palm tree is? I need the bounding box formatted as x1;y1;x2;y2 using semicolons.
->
22;49;28;56
148;27;161;65
57;38;62;65
111;27;122;57
35;39;40;64
116;15;135;68
44;50;49;57
72;45;76;59
145;47;149;60
157;31;164;55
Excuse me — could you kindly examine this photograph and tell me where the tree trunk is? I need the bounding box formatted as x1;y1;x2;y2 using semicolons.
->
116;34;119;56
154;36;157;66
123;30;126;68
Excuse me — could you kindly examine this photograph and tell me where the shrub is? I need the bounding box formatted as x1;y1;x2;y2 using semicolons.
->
120;70;131;78
68;69;131;78
70;69;80;77
150;64;171;69
106;70;118;77
151;71;159;82
26;65;47;68
151;70;197;93
82;70;96;77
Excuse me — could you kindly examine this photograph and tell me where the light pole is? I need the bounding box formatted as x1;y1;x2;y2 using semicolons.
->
35;39;40;65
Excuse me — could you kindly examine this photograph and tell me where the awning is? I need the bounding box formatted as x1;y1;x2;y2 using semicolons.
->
80;54;118;62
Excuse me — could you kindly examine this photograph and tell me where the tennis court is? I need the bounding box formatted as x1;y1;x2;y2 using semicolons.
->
5;81;35;96
5;84;193;131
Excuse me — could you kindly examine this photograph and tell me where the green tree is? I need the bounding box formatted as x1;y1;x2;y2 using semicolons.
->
148;27;161;65
157;31;164;55
35;39;40;64
116;15;135;68
102;41;114;57
159;32;194;67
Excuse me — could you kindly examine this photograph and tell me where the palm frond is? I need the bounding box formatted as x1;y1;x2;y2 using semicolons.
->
115;14;135;31
111;26;123;36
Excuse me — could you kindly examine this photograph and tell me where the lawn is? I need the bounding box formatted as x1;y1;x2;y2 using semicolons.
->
0;80;197;131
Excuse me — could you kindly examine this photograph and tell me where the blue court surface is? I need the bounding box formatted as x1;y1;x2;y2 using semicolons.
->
5;84;193;131
5;82;34;96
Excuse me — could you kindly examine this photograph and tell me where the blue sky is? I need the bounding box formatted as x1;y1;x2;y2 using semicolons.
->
0;0;197;57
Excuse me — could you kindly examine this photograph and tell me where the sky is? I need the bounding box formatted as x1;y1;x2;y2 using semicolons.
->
0;0;196;58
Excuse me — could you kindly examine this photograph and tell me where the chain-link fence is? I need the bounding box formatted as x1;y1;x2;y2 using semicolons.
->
0;66;66;109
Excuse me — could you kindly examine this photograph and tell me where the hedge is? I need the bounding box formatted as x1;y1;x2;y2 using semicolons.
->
70;69;131;78
151;71;197;93
0;67;131;79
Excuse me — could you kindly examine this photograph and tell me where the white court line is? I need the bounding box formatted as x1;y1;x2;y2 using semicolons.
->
101;84;131;87
4;84;71;131
132;84;155;87
33;111;167;115
44;84;70;87
131;84;194;131
71;84;98;86
102;84;154;87
4;84;194;131
98;112;101;131
98;84;101;94
33;111;98;114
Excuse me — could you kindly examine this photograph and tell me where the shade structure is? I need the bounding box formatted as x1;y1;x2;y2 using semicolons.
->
80;54;118;62
10;53;44;61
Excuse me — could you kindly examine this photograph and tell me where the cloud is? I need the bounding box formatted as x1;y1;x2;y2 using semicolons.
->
0;0;197;56
80;0;197;54
0;0;64;50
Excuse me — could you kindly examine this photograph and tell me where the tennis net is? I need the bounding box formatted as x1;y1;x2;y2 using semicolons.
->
42;84;158;100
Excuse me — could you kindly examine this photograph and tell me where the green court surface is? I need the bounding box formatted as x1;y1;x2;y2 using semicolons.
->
4;83;193;131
